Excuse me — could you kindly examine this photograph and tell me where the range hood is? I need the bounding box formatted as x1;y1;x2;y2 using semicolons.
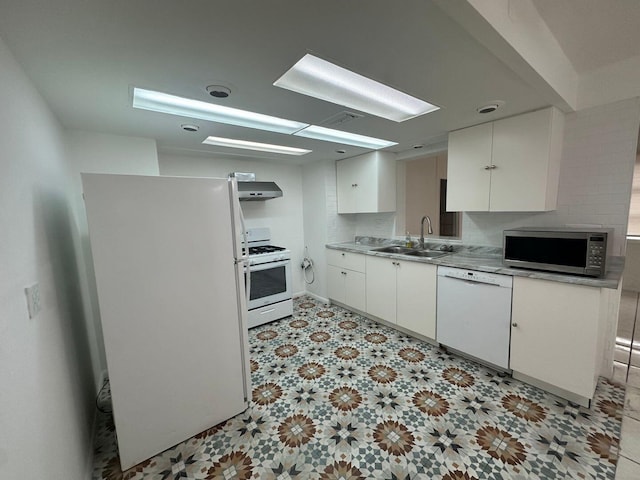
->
236;181;283;201
230;172;282;201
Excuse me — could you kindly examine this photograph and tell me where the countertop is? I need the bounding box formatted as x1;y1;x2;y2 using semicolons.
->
326;239;624;289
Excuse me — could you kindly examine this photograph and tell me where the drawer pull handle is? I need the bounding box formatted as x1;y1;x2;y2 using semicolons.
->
512;322;518;327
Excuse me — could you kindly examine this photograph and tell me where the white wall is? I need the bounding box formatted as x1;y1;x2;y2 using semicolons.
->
301;161;329;299
65;130;159;385
461;98;640;254
158;151;306;295
0;36;94;479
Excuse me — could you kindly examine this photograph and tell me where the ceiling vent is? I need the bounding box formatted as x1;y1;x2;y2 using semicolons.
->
320;111;364;127
206;85;231;98
476;100;505;115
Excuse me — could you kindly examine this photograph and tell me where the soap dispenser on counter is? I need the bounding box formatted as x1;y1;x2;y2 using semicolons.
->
405;232;414;248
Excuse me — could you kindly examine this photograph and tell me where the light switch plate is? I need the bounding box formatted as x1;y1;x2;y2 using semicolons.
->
25;283;41;318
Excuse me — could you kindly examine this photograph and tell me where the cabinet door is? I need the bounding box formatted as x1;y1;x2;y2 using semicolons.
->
491;108;555;211
345;270;366;312
326;249;366;272
396;261;436;339
354;155;379;213
511;277;600;399
327;265;346;304
336;158;359;213
365;256;397;323
446;122;493;212
337;152;396;214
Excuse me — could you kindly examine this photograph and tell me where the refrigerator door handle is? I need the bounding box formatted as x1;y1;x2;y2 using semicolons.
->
238;205;251;304
228;176;251;303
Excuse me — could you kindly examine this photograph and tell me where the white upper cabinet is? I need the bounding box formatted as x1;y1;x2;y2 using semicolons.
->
337;151;396;214
447;107;564;212
447;122;493;211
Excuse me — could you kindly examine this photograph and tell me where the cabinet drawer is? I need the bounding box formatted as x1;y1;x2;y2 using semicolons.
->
326;249;366;272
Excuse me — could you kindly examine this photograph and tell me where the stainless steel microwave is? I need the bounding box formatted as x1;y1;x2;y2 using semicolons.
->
503;227;611;277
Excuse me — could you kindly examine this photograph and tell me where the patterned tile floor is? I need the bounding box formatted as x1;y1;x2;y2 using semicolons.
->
93;297;625;479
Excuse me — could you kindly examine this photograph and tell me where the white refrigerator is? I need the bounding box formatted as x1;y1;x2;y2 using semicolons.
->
82;173;251;470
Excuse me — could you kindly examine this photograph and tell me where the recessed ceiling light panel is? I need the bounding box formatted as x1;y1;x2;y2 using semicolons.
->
133;88;309;134
274;54;440;122
202;136;311;156
294;125;396;149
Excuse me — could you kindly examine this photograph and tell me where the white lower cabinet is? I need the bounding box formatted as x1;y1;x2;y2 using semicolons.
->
510;277;603;403
365;256;436;340
364;256;397;322
397;261;437;339
326;249;366;311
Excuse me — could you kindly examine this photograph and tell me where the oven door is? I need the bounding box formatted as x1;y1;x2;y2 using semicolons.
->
246;259;292;309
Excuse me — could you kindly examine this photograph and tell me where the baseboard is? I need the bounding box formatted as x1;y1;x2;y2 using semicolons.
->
303;291;330;306
511;371;592;408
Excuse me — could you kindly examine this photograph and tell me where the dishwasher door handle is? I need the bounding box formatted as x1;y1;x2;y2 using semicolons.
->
443;274;500;287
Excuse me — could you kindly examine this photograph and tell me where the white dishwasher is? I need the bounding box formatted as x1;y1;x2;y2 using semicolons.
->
437;266;513;369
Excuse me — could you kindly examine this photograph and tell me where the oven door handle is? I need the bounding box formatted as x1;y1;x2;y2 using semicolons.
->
249;259;291;272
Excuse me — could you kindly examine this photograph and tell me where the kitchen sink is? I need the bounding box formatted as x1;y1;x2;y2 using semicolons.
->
372;246;415;254
371;246;449;258
404;250;449;258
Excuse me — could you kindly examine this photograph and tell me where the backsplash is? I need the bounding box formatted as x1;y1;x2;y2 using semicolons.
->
353;212;397;238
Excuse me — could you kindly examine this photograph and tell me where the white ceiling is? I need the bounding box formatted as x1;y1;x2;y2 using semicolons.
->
0;0;635;164
533;0;640;74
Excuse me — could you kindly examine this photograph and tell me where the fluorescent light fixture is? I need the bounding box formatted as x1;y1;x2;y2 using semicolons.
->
274;54;440;122
133;86;394;151
294;125;396;149
133;87;309;134
202;136;311;156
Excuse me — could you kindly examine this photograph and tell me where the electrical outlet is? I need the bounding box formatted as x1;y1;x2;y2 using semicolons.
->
25;283;41;318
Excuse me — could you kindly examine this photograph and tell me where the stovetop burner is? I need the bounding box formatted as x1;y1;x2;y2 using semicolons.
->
249;245;286;255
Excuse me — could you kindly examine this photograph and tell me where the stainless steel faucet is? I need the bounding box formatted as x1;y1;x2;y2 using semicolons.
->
420;215;433;249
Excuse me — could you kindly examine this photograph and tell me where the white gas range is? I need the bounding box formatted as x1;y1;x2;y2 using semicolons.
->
244;228;293;328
